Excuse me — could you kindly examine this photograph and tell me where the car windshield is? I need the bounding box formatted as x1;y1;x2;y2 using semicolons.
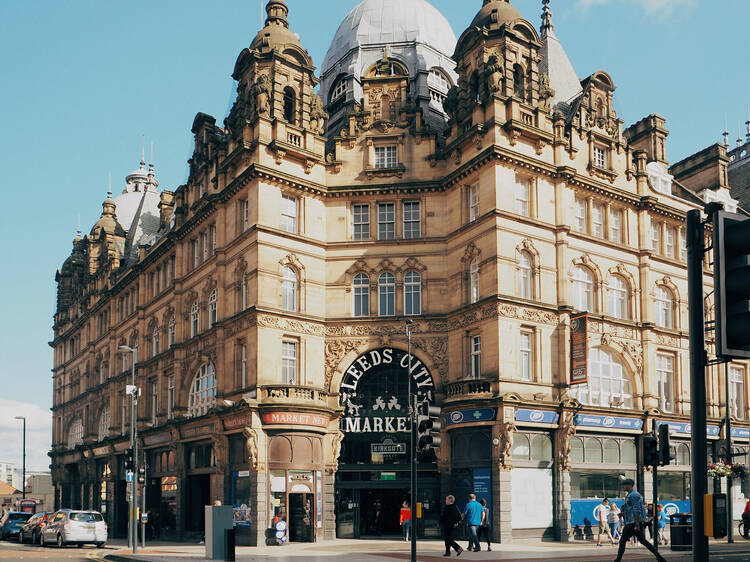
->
9;513;32;521
70;512;103;522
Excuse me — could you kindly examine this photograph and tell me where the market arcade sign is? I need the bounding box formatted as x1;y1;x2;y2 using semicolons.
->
339;347;435;435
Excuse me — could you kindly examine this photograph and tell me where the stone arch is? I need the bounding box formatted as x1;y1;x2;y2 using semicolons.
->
569;254;602;284
652;275;681;302
345;259;374;285
593;341;643;400
605;263;638;318
279;253;306;284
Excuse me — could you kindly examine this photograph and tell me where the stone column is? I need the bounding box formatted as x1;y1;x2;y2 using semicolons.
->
494;406;516;543
555;470;572;542
243;425;266;547
555;408;576;542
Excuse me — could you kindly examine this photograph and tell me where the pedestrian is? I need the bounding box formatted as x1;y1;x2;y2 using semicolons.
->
439;495;463;557
478;498;491;551
743;498;750;539
655;504;667;545
400;501;412;542
613;479;667;562
595;498;616;546
463;493;483;552
643;503;654;541
607;501;620;541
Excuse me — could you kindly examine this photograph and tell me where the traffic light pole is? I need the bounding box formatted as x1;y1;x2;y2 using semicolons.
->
406;320;417;562
725;362;733;543
652;421;659;554
687;209;708;561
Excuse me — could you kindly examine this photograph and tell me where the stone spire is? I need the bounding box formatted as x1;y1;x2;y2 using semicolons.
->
541;0;553;36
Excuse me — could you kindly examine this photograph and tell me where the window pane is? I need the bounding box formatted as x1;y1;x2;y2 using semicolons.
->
281;195;298;234
353;204;370;240
378;203;395;240
353;273;370;317
511;433;530;460
378;272;395;316
404;271;421;316
403;201;421;239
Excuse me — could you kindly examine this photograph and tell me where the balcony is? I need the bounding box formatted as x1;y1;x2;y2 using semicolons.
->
444;379;499;403
259;385;336;409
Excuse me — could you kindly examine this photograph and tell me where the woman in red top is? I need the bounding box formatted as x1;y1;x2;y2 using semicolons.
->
742;499;750;539
400;501;412;541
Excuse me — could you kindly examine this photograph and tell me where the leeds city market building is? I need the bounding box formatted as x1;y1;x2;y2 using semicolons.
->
50;0;750;545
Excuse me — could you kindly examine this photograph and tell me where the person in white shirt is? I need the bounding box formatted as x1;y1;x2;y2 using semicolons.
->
595;498;616;546
607;501;621;540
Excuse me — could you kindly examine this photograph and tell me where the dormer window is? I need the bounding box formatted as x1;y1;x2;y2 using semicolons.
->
593;145;608;169
330;78;346;103
374;145;397;169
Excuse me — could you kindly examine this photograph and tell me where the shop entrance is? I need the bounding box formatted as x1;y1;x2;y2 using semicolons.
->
359;488;408;536
186;474;210;532
288;493;315;542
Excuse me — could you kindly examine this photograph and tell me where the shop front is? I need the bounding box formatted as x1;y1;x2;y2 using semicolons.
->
335;347;440;539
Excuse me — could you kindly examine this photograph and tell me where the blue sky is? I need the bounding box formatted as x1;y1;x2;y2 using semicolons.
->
0;0;748;470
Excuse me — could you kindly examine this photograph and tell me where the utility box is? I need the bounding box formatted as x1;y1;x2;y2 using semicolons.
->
704;493;727;539
205;505;234;560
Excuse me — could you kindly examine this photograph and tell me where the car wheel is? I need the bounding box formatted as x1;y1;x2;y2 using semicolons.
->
96;542;104;548
77;542;83;548
56;533;63;548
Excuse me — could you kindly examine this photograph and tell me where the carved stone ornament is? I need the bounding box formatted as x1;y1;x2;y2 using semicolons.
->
211;434;228;472
498;419;517;470
324;339;367;390
538;72;555;112
309;95;328;135
331;431;344;466
556;411;576;471
484;54;504;95
243;427;259;472
252;74;272;117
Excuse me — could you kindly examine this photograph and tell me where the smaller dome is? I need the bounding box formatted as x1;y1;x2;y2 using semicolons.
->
250;0;302;52
470;0;523;30
126;162;148;183
91;196;126;238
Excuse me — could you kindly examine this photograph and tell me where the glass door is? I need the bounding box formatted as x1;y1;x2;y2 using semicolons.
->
336;488;358;538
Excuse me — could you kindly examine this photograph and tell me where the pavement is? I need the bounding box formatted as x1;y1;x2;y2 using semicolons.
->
94;537;750;562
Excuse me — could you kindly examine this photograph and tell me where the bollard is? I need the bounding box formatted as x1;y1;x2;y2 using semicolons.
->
224;528;235;562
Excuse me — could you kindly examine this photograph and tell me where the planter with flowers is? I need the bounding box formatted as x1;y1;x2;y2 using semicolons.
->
707;461;733;478
731;463;748;480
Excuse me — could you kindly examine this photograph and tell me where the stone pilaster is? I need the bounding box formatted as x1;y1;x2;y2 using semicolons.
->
323;470;336;540
496;469;513;543
555;469;571;542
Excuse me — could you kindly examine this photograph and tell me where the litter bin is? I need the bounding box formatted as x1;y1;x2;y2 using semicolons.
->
670;513;692;551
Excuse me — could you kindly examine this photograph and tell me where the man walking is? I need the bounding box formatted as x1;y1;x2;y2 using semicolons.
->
595;498;616;546
463;493;483;552
439;495;463;557
614;479;666;562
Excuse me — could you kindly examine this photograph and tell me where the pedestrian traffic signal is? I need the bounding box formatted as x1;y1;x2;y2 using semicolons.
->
643;436;659;467
137;467;146;484
124;448;134;470
657;424;675;467
713;209;750;359
416;402;442;452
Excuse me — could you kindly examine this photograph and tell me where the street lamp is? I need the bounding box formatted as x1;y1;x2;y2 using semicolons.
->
118;345;138;554
13;416;25;500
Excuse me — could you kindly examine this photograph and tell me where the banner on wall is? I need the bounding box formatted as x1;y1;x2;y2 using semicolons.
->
473;467;491;525
570;313;588;385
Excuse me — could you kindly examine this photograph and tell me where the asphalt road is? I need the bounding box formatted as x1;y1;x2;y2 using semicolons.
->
0;539;108;560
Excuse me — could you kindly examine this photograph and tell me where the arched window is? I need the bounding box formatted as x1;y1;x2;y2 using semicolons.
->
378;272;395;316
188;363;217;418
570;437;584;464
607;275;629;319
655;286;674;329
428;68;450;106
353;273;370;317
603;439;620;464
282;267;298;312
513;64;525;98
677;443;690;465
152;325;160;356
572;266;595;312
208;289;218;327
531;434;553;462
168;316;175;346
330;77;346;103
469;71;480;102
469;257;480;304
571;347;634;408
190;301;199;337
511;433;530;461
97;407;110;441
68;418;84;449
404;271;421;316
585;438;603;463
519;251;534;299
283;87;296;124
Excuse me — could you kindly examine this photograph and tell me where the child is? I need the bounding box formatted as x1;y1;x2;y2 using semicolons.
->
655;504;668;545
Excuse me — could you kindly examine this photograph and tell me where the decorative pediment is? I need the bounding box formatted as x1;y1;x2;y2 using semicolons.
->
516;238;540;261
461;242;482;264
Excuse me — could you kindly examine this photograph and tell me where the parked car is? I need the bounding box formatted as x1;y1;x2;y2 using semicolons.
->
40;509;107;548
18;511;50;544
0;511;33;540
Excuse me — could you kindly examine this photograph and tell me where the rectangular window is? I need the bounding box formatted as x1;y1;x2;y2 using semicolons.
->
168;320;175;347
468;184;480;222
374;145;398;169
520;330;533;381
730;366;745;420
151;380;158;425
200;231;208;262
592;202;605;238
240;199;249;232
378;202;395;240
191;239;199;269
574;197;587;233
665;226;676;258
121;394;127;435
651;221;661;253
470;335;481;379
593;145;607;168
515;177;530;217
353;204;370;240
282;340;298;385
609;208;623;242
679;229;687;262
209;224;217;255
281;194;298;234
656;353;675;413
239;342;247;389
167;375;175;420
402;201;421;239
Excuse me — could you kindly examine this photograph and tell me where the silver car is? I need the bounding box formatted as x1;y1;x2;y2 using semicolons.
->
40;509;107;548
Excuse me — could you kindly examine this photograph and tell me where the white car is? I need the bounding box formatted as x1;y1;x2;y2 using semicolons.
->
40;509;107;548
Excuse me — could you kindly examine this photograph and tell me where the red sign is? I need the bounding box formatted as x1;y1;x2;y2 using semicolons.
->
570;313;588;385
262;412;329;427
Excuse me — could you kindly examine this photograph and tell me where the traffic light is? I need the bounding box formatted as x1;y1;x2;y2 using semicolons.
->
658;424;675;466
416;402;442;452
124;448;134;471
643;436;659;467
713;209;750;359
137;467;146;484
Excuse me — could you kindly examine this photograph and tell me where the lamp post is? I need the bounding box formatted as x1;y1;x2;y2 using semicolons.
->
119;345;138;554
405;318;416;562
14;416;26;500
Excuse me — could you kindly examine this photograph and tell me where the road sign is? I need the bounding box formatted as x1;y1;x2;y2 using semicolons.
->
126;470;133;482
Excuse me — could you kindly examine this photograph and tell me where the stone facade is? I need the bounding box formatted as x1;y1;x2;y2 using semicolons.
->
50;0;750;545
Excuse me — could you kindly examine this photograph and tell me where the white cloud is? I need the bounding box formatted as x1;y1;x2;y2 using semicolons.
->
0;399;52;472
575;0;696;17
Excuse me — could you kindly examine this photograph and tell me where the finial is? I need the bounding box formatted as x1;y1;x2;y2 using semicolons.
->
723;113;729;148
265;0;289;29
140;134;146;168
745;103;750;142
541;0;553;35
108;172;112;198
738;122;743;148
149;141;155;175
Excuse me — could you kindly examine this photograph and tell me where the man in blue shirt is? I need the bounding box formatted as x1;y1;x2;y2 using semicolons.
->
614;479;666;562
463;493;483;552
